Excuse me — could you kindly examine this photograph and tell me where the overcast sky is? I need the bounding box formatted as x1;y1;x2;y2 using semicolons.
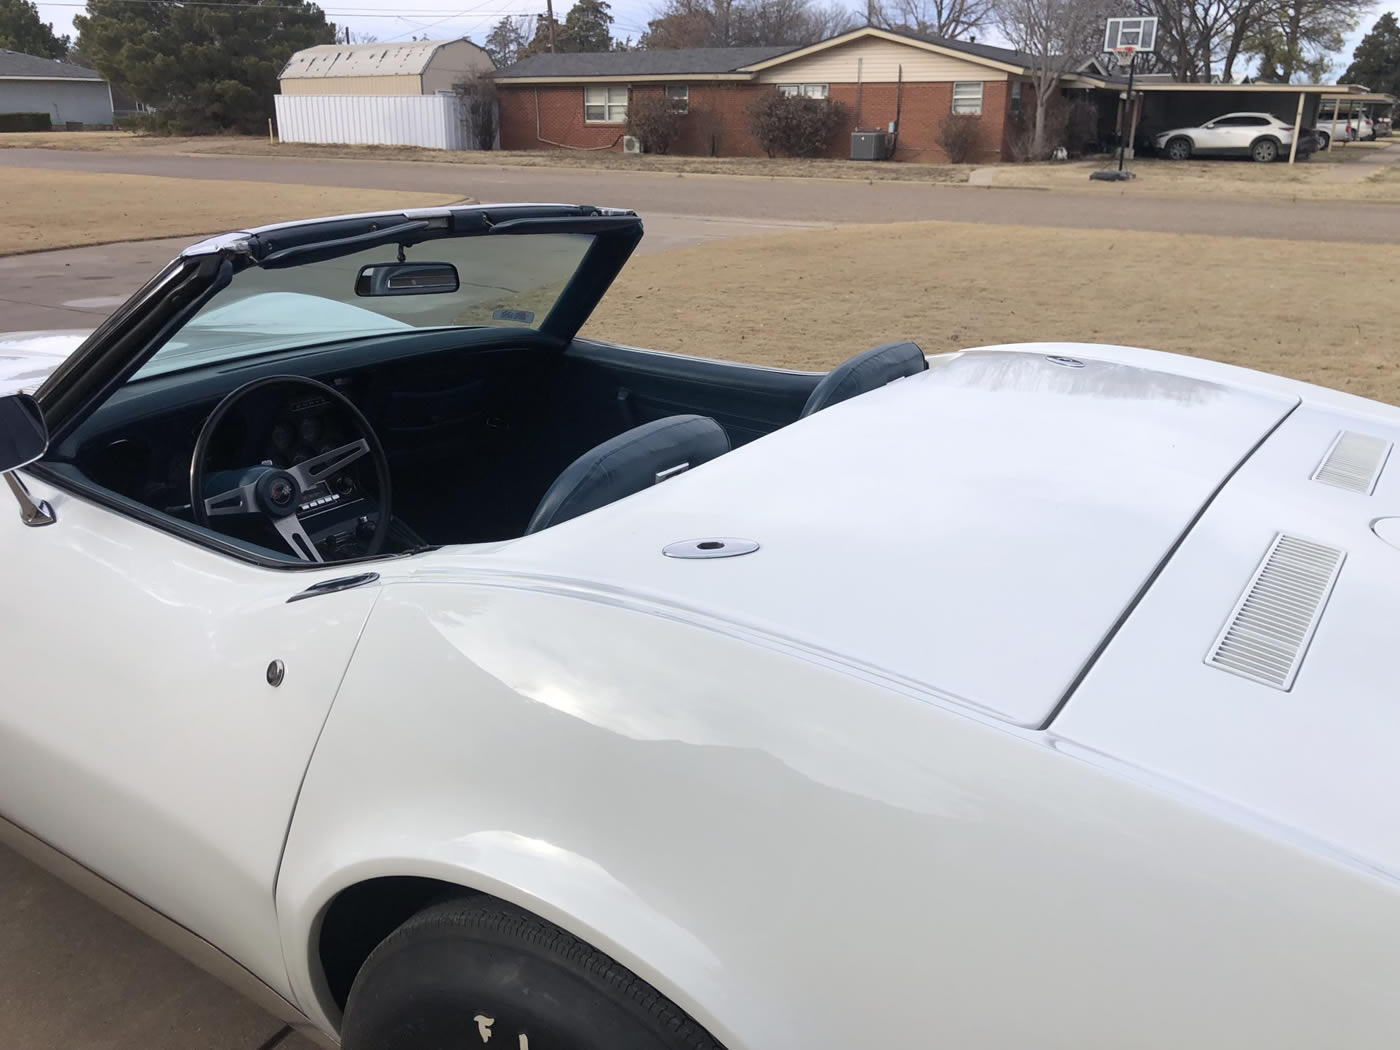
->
32;0;1399;78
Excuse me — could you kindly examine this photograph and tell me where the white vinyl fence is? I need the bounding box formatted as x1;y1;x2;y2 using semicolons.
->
274;94;494;151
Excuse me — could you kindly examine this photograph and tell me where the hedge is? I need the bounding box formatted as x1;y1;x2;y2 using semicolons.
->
0;113;52;133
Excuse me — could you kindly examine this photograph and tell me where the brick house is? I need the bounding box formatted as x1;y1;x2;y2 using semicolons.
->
494;28;1061;162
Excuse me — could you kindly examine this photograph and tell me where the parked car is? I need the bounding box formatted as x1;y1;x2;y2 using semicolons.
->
7;203;1400;1050
1315;108;1376;147
1155;111;1310;161
1377;114;1393;137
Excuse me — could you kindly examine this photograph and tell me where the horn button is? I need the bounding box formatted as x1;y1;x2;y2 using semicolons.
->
256;470;301;518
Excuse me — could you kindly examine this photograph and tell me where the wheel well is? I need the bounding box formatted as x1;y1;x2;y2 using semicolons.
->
317;876;477;1013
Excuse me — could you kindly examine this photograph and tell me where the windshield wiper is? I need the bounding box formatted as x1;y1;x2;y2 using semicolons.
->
259;220;433;270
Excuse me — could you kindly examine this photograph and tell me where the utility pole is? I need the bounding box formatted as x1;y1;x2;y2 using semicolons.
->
545;0;557;52
866;0;874;26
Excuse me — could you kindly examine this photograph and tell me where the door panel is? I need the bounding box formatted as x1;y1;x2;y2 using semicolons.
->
558;340;820;451
0;472;379;994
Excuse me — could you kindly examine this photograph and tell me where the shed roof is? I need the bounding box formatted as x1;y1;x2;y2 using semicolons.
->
0;49;103;81
495;46;793;79
281;39;478;80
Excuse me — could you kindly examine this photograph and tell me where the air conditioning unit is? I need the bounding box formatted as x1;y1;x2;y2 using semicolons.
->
622;135;643;154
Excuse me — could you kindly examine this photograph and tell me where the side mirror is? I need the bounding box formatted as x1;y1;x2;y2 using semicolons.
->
0;393;49;473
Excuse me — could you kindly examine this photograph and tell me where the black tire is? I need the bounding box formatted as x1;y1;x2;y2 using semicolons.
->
341;898;722;1050
1251;137;1279;163
1164;136;1192;161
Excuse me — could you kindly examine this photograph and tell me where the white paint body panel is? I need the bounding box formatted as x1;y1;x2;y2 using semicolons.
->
424;350;1295;728
279;582;1400;1049
1057;400;1400;877
11;332;1400;1047
0;476;378;994
0;330;86;395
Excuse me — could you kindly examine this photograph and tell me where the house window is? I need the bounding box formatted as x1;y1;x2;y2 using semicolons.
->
1010;81;1023;115
777;83;829;99
666;84;689;113
584;85;628;123
952;81;983;115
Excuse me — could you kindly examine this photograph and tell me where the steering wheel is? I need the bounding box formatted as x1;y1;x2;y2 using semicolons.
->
190;376;393;563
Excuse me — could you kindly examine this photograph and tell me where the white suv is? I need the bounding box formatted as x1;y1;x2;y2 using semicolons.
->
1154;112;1304;163
1314;107;1375;147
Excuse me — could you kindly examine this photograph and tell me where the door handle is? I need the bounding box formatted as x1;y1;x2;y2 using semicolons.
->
286;572;380;603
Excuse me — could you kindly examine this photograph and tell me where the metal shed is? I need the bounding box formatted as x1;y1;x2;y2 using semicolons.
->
278;39;494;97
0;49;113;127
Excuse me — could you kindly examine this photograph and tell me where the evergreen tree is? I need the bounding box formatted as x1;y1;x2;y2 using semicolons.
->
560;0;614;51
0;0;71;59
485;15;530;65
74;0;335;133
1342;12;1400;94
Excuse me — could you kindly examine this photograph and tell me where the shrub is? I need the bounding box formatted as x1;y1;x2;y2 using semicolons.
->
746;92;845;158
114;112;184;136
454;73;498;150
625;94;685;154
937;114;984;163
0;113;52;133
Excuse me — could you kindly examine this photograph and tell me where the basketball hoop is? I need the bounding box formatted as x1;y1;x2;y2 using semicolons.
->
1112;45;1137;68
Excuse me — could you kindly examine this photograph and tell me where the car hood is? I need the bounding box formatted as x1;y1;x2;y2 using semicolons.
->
417;344;1302;729
0;330;89;397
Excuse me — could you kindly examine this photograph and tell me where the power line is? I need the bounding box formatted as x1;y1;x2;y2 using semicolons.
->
39;0;538;13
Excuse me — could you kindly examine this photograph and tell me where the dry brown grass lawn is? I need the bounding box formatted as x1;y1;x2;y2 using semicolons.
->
584;219;1400;405
3;168;460;254
0;131;972;184
975;146;1400;201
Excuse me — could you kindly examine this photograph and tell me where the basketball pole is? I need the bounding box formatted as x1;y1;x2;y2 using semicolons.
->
1117;51;1136;173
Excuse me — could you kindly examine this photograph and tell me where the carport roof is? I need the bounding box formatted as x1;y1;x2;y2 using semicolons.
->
1078;75;1385;97
0;49;103;81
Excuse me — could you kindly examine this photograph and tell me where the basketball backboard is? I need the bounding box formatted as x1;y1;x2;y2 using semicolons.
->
1104;16;1158;53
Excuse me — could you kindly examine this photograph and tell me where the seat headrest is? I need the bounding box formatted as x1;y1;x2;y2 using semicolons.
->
526;414;730;534
801;341;928;418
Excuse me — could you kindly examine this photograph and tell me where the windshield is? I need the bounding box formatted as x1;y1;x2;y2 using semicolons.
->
133;232;594;379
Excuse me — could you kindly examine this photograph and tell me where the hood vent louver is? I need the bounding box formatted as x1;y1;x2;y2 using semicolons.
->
1205;533;1344;691
1312;430;1391;494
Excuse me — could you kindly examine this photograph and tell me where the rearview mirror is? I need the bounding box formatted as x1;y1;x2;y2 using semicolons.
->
0;393;48;473
355;262;460;297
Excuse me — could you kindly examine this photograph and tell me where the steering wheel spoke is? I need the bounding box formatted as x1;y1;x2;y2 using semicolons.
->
273;512;324;563
288;439;370;491
190;377;393;562
203;480;261;518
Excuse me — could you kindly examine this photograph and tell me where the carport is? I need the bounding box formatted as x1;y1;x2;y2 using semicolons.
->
1074;78;1380;163
1318;91;1397;151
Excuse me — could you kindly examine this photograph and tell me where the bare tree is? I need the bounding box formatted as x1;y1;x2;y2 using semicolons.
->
643;0;857;47
872;0;995;40
995;0;1109;157
1130;0;1268;81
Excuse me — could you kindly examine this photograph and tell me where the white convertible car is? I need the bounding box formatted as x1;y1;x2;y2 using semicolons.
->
3;204;1400;1050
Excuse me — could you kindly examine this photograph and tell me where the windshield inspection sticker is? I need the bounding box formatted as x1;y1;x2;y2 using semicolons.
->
493;308;535;324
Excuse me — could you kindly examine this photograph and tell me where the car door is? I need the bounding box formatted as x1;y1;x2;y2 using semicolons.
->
0;469;379;997
1197;115;1248;153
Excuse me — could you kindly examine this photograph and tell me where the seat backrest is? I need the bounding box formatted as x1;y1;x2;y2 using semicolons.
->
526;414;730;534
801;341;928;418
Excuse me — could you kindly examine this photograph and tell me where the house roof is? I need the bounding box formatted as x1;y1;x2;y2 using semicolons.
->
0;49;103;81
281;39;482;80
491;28;1070;85
495;46;793;80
